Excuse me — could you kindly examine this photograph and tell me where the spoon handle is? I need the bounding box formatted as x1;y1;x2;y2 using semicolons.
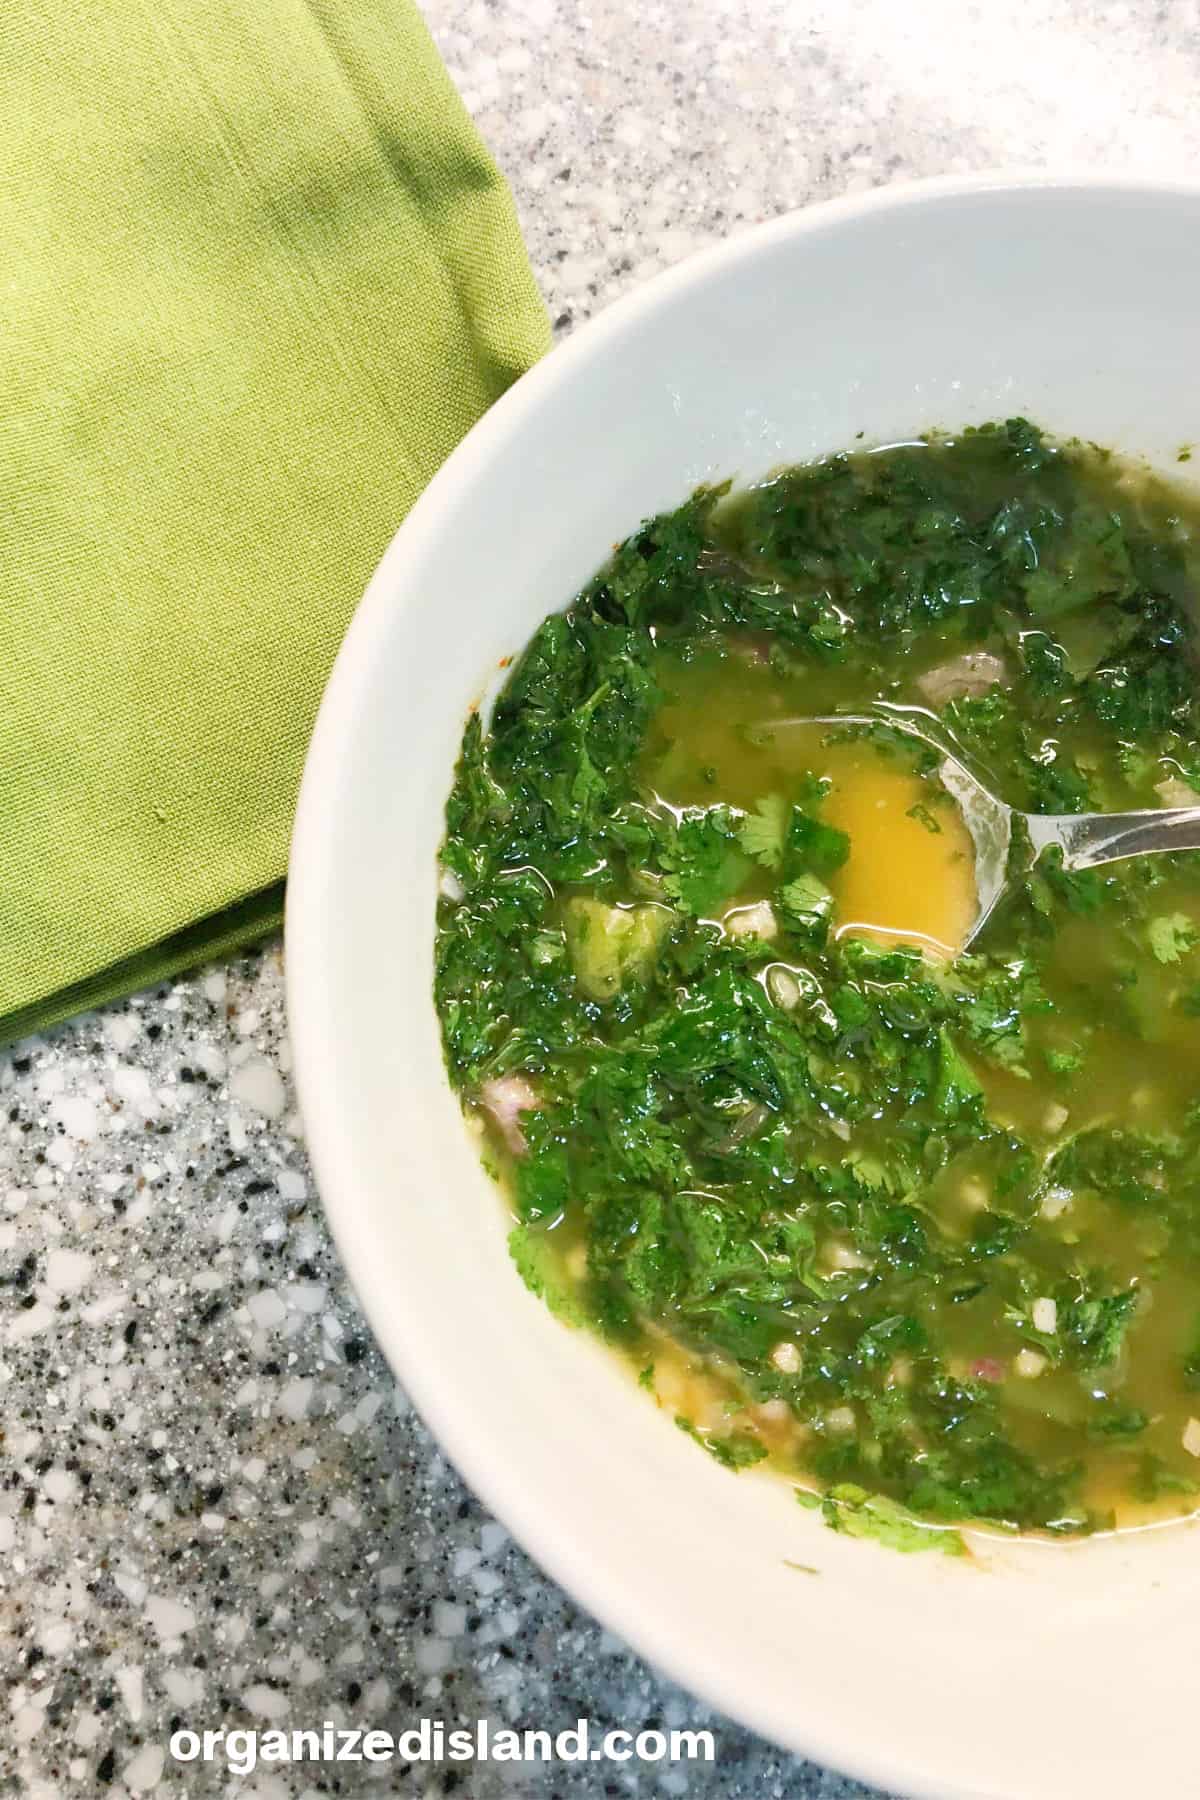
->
1028;806;1200;870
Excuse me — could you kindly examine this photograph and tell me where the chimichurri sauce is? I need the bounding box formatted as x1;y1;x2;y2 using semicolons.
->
435;420;1200;1538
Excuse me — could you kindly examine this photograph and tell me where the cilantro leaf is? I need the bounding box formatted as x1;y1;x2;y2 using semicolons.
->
739;794;789;869
662;808;753;916
777;873;835;943
1148;912;1199;964
1057;1280;1139;1370
787;808;850;875
934;1029;984;1120
817;1484;965;1555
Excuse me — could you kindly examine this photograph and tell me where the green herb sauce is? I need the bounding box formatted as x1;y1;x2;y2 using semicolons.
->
435;419;1200;1537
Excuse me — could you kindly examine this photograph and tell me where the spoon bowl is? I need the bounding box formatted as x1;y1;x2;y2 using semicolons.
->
774;705;1200;946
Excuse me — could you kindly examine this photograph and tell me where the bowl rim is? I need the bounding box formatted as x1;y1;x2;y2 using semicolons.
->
286;168;1200;1798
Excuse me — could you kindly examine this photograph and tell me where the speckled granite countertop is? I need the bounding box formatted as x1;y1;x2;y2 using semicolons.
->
5;4;1198;1795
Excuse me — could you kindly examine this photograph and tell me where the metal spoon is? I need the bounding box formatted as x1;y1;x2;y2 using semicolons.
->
761;704;1200;947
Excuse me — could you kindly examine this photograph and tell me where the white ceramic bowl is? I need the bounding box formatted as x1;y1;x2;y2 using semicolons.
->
287;174;1200;1800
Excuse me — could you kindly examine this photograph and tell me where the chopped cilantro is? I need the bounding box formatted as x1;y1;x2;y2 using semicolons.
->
739;794;790;869
935;1029;984;1121
662;808;753;916
438;420;1200;1543
786;808;850;876
676;1416;768;1470
906;801;943;834
777;873;835;942
817;1484;965;1555
1148;912;1199;964
1057;1281;1139;1370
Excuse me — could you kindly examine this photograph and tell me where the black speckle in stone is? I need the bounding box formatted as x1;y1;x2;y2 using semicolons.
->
343;1339;366;1365
204;1484;224;1506
553;310;572;330
146;1023;161;1041
179;1067;196;1084
25;1646;43;1668
96;1749;115;1784
296;1260;317;1279
19;1294;36;1310
555;166;571;181
345;1681;362;1704
261;1359;281;1377
123;1320;137;1344
244;1179;272;1196
11;1056;30;1074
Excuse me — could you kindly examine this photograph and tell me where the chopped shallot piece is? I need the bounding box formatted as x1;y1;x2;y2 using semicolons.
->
1040;1185;1072;1221
960;1176;990;1212
766;965;802;1011
1183;1418;1200;1458
479;1074;540;1154
725;900;778;941
828;1242;870;1271
1032;1296;1058;1334
971;1357;1005;1384
1014;1348;1047;1379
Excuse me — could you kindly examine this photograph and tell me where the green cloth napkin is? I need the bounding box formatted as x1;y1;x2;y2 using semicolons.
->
0;0;549;1042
